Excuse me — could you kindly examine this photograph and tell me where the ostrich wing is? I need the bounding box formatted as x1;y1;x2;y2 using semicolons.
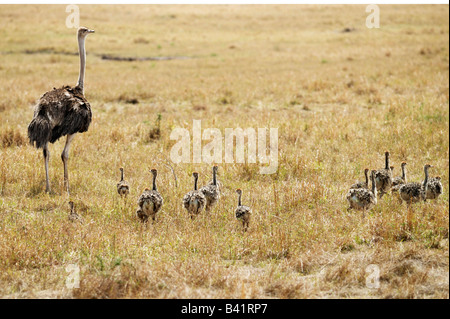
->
48;86;92;143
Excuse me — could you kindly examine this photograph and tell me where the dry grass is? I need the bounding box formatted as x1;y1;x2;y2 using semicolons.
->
0;4;448;299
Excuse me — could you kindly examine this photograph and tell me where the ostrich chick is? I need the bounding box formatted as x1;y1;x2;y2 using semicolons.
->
350;168;370;190
399;164;432;205
425;176;443;200
346;170;378;213
392;162;407;187
200;165;220;213
183;172;206;219
117;167;130;198
235;189;251;231
68;201;84;224
374;151;393;198
137;169;163;223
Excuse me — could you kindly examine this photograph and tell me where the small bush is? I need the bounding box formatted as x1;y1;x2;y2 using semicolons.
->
0;128;27;148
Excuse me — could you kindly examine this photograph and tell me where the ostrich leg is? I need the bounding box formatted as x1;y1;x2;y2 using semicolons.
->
43;143;51;193
62;134;76;194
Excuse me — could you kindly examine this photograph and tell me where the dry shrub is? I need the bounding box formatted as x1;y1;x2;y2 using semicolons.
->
0;102;9;112
74;263;152;298
264;280;306;298
133;37;150;44
218;90;234;105
145;113;162;142
0;128;27;148
109;129;124;142
117;94;139;104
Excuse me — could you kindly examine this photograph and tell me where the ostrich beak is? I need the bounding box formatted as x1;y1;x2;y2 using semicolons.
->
88;29;95;33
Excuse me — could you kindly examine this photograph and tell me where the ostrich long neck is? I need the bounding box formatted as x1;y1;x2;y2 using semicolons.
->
213;169;217;185
423;167;430;191
120;169;124;182
364;170;369;186
238;193;242;206
401;165;406;181
152;173;157;191
385;154;389;170
76;35;86;93
371;174;377;197
194;176;198;191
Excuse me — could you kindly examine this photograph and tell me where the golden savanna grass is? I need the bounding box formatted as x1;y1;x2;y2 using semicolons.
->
0;5;448;298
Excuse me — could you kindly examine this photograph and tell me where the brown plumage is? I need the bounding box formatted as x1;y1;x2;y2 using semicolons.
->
136;207;148;224
425;176;443;200
27;27;95;194
235;189;251;231
374;151;393;198
183;172;206;219
117;167;130;198
392;162;407;187
137;169;163;223
200;165;220;213
399;164;432;204
68;201;84;224
350;168;370;190
346;170;378;212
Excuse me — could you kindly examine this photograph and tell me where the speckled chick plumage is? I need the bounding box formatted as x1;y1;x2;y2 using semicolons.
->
374;151;393;198
183;172;206;219
68;201;84;224
346;170;378;211
349;168;370;190
137;169;163;223
117;167;130;198
399;164;432;204
392;162;407;187
425;176;443;200
200;166;220;212
235;189;251;231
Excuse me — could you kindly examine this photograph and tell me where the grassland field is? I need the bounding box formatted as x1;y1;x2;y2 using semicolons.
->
0;4;448;298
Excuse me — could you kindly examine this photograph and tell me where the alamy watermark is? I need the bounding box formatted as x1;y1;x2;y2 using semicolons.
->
170;120;279;174
65;264;80;289
366;4;380;29
365;264;380;289
66;4;80;29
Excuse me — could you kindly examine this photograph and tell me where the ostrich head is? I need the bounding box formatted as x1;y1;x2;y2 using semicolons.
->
78;27;95;38
364;168;369;174
150;168;157;176
401;162;407;168
68;201;74;210
236;189;242;195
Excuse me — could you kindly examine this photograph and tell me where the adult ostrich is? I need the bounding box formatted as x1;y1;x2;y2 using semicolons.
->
27;27;94;194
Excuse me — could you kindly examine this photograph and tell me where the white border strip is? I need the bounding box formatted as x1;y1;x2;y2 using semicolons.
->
0;1;449;4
